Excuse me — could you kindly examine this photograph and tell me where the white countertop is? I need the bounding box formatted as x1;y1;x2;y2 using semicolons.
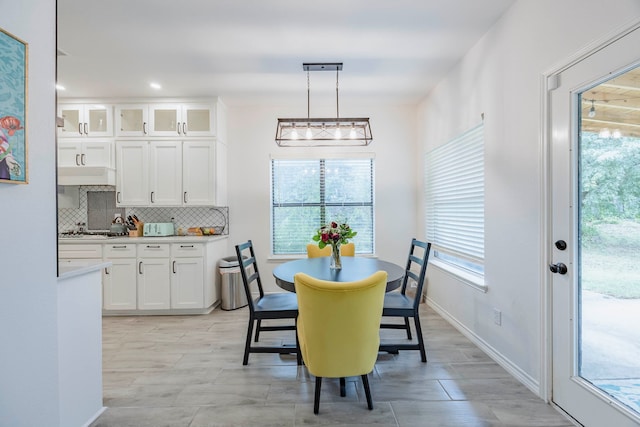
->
58;261;112;280
59;235;228;244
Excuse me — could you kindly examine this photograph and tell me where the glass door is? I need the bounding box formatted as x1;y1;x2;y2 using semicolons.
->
550;25;640;427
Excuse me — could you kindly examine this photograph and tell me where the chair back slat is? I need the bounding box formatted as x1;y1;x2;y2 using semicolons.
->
235;240;266;311
400;239;431;308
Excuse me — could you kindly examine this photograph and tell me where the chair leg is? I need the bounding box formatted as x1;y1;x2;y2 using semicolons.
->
404;317;412;340
339;377;346;397
243;317;255;366
361;374;373;410
254;319;262;342
314;376;322;414
295;319;302;366
413;314;427;363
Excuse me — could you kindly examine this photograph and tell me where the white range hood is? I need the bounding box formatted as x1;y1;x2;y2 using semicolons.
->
57;166;116;186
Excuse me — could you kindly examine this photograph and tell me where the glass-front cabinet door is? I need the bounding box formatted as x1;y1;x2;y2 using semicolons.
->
149;103;215;137
57;103;113;137
115;104;149;136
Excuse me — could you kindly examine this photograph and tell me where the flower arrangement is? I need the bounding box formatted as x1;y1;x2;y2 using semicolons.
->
312;221;357;269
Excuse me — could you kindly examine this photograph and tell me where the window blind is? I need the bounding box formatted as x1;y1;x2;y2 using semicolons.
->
425;124;484;264
271;158;374;255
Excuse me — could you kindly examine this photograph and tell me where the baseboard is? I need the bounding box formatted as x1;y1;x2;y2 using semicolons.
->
426;297;541;397
81;406;107;427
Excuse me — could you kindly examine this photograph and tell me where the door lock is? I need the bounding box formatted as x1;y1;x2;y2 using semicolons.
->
549;263;568;275
555;240;567;250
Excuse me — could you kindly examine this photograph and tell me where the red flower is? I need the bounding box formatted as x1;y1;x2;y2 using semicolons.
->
0;116;23;136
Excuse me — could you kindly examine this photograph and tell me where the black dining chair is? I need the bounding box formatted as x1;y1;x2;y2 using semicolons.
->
235;240;301;365
379;238;432;362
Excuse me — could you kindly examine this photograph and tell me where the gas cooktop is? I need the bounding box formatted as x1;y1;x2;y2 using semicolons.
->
58;231;125;239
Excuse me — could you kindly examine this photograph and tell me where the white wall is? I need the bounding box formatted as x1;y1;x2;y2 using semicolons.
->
0;1;59;426
226;101;418;292
417;0;640;394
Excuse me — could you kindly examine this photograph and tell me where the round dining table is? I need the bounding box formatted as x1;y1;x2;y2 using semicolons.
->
272;256;405;292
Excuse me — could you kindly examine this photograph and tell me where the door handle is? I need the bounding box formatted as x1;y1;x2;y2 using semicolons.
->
549;263;568;275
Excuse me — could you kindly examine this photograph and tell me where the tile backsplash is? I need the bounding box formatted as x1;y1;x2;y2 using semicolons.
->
58;185;228;234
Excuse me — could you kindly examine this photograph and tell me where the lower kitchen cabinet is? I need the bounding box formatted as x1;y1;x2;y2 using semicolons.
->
137;255;171;310
171;243;204;309
102;243;137;310
97;238;225;314
103;257;137;310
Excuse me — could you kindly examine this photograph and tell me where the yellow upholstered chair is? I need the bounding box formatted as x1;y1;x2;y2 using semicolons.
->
294;270;387;414
339;242;355;256
306;243;331;258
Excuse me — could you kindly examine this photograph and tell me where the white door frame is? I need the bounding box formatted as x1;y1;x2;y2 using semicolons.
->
541;16;640;418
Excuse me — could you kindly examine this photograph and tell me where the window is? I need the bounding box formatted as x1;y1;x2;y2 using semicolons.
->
425;124;484;276
271;156;374;255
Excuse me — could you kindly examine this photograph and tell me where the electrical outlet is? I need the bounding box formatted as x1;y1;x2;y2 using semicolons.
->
493;308;502;326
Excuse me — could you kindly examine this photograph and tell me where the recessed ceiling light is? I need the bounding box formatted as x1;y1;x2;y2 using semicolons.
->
56;84;65;91
150;82;162;90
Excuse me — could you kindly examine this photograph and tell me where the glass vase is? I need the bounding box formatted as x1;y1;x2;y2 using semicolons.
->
330;244;342;270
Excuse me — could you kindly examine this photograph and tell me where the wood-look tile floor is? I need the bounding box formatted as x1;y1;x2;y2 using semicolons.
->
91;304;576;427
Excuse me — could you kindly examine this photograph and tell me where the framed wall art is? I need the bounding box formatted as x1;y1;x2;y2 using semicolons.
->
0;27;28;184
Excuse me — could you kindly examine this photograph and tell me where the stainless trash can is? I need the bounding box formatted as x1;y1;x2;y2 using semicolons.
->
219;256;248;310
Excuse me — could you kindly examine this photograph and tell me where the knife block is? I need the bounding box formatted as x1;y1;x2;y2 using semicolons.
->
129;223;144;237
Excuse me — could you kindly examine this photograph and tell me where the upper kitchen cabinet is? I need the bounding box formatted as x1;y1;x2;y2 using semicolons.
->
116;140;222;207
148;103;216;137
57;103;114;137
115;104;149;137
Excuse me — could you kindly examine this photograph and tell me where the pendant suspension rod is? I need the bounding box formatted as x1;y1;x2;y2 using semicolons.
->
307;69;310;120
336;68;340;118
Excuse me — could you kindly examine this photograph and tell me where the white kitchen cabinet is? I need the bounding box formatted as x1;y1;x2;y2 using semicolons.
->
137;244;171;310
215;140;227;206
117;140;218;207
116;141;149;206
182;141;215;205
103;243;137;310
58;138;115;186
115;104;149;137
171;243;205;309
149;103;215;137
58;103;113;138
149;141;183;206
65;237;226;315
58;138;114;168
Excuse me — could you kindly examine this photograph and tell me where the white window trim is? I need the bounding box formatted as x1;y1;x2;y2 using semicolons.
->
429;258;487;293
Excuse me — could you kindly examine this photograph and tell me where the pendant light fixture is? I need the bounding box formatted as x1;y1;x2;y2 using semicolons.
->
275;63;372;146
588;99;596;118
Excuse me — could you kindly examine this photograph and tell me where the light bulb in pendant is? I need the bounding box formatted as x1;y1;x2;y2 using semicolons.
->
335;126;342;139
588;100;596;118
349;123;357;139
305;126;312;139
291;125;298;140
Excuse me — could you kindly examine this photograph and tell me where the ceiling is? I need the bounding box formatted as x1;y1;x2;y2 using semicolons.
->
57;0;516;106
581;67;640;138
